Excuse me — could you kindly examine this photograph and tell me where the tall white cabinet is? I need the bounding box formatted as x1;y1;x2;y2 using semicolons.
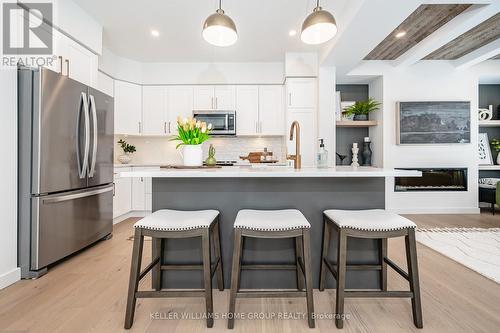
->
285;78;317;167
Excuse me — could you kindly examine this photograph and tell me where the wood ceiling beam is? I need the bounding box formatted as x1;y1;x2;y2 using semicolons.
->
453;39;500;69
394;3;500;67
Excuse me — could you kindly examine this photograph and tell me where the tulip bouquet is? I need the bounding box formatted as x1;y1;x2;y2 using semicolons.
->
171;116;213;148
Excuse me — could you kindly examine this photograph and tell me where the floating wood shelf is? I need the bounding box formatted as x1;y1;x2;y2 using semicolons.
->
479;165;500;171
336;120;378;127
479;120;500;127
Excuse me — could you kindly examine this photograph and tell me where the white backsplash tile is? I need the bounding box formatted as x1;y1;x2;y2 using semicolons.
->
114;136;286;165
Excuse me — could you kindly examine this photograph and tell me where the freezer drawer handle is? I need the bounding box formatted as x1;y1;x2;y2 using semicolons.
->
76;92;90;179
88;94;98;178
42;186;113;204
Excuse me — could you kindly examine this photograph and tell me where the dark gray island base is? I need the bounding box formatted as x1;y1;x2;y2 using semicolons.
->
153;177;386;290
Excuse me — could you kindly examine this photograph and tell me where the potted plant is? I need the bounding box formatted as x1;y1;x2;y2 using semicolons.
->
491;138;500;165
117;139;136;164
171;116;212;166
342;98;381;121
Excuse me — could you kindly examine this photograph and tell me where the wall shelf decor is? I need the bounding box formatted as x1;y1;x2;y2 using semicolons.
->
336;120;378;127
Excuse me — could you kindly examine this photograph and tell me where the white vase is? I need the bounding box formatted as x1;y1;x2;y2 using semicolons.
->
181;144;203;167
497;153;500;165
118;153;132;164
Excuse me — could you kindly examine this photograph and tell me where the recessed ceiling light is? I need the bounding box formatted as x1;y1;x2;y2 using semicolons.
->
289;30;297;37
395;31;407;38
151;29;160;37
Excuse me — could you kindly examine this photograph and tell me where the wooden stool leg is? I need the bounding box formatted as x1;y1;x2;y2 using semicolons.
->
335;228;347;329
228;229;243;329
202;229;214;328
151;237;162;291
295;236;305;291
380;238;388;291
213;218;224;291
319;217;331;291
405;228;423;329
124;228;144;329
302;229;315;329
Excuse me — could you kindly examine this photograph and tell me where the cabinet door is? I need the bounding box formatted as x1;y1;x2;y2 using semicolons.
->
167;86;194;134
132;177;146;211
64;36;98;87
114;80;142;135
142;86;167;135
193;86;215;110
96;72;114;97
113;168;132;218
215;86;236;110
259;85;284;135
236;86;259;135
286;78;316;109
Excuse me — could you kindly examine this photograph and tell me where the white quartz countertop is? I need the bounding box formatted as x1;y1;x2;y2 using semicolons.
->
119;166;421;178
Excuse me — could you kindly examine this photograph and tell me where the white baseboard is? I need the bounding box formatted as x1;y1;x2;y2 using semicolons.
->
0;267;20;290
113;210;152;224
387;207;480;215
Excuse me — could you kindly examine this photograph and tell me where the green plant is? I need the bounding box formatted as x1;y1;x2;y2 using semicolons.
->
117;139;136;154
342;98;381;116
171;116;212;148
492;138;500;152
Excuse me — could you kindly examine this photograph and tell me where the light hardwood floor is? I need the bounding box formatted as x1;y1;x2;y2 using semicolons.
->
0;214;499;333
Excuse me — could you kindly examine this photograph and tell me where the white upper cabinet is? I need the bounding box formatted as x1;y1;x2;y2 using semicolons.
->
259;85;284;135
193;86;215;110
286;78;316;109
114;80;142;135
167;86;194;134
193;86;235;110
96;72;114;97
64;37;98;88
236;86;259;135
214;86;236;110
142;86;167;135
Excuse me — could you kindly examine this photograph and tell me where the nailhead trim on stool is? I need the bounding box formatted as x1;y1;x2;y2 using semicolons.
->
133;209;219;231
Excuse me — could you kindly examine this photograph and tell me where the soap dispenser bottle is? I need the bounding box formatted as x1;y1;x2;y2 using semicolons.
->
317;139;328;168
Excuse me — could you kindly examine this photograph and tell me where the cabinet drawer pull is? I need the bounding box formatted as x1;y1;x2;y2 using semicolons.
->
164;122;167;134
65;59;70;77
58;56;63;74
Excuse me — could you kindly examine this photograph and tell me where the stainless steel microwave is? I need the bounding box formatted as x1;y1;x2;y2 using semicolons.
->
193;111;236;135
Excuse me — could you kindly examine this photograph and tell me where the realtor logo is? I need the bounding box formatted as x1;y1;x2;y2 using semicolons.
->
2;3;53;55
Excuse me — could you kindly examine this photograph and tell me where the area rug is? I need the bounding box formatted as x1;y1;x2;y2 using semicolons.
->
416;228;500;284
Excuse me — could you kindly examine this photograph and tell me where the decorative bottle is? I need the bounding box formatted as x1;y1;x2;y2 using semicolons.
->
361;137;373;166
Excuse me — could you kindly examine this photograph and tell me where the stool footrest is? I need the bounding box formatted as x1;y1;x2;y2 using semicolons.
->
136;290;206;298
323;258;383;280
237;290;307;298
345;290;413;298
241;264;297;270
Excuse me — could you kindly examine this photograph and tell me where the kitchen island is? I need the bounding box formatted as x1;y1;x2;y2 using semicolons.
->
121;166;420;289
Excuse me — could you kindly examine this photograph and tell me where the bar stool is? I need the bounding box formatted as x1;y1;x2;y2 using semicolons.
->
319;209;423;329
124;209;224;329
228;209;315;329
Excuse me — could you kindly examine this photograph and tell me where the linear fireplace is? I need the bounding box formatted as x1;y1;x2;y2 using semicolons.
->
395;168;468;192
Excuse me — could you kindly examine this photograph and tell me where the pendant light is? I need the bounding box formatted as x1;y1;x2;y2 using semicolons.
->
301;0;338;45
202;0;238;47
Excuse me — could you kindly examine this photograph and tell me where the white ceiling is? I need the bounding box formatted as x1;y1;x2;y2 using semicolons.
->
72;0;350;63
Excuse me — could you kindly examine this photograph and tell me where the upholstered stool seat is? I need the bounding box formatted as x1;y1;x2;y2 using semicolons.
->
125;209;223;329
323;209;416;231
134;209;219;231
234;209;311;231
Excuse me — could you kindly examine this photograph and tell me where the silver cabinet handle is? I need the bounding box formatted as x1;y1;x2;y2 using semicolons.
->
88;94;98;178
43;185;113;204
65;59;69;77
113;183;116;196
215;97;218;109
58;56;63;74
289;93;291;106
211;97;214;109
168;121;171;133
76;92;90;179
255;121;258;133
164;122;167;134
259;121;263;133
138;121;142;133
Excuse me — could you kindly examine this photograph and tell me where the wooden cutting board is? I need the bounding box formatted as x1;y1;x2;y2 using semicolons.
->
240;151;277;163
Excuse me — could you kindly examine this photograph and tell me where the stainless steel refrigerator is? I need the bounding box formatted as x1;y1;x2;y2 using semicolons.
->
18;67;114;278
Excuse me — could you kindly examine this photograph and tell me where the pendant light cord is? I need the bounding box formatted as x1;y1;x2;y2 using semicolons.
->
316;0;320;8
219;0;222;10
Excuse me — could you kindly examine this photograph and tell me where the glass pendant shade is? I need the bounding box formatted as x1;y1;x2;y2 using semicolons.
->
202;8;238;47
301;5;337;45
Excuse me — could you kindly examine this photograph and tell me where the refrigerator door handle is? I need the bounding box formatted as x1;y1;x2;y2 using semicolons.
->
42;185;113;204
88;94;98;178
76;92;90;179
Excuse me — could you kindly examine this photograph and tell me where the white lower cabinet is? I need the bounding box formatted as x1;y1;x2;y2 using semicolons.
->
113;167;132;219
113;167;154;219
